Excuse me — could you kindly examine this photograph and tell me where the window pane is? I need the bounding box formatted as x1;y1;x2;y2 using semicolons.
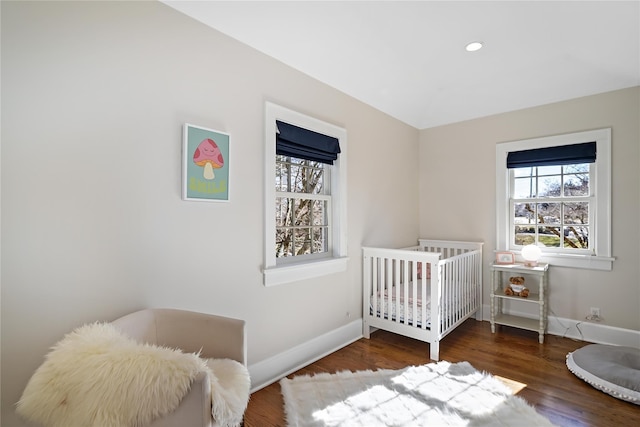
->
539;175;561;197
564;173;589;196
513;167;535;178
539;226;561;247
294;199;313;226
312;200;327;225
310;173;324;194
564;226;589;249
311;226;327;253
565;163;589;173
514;202;535;225
290;164;304;192
276;198;292;226
564;202;589;224
537;165;561;176
538;202;560;224
295;160;323;194
514;225;535;246
275;159;290;192
294;228;311;255
276;228;292;257
514;177;536;198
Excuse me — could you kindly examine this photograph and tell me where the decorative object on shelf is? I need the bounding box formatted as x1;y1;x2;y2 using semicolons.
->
495;251;515;264
521;244;542;267
509;276;525;285
505;278;529;297
182;123;230;202
505;285;529;297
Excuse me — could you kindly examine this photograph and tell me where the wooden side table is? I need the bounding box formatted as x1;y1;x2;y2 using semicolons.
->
490;262;549;343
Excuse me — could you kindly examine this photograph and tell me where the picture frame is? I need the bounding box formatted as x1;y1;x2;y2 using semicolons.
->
182;123;230;202
495;251;515;265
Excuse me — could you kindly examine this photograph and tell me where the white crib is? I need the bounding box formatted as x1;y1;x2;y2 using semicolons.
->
363;239;483;361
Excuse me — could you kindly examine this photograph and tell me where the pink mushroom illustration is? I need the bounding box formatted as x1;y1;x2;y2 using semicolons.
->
193;138;224;180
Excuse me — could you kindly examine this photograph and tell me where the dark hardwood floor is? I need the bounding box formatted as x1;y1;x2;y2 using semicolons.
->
244;319;639;426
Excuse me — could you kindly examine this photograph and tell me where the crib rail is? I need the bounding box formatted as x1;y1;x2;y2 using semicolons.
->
418;239;483;258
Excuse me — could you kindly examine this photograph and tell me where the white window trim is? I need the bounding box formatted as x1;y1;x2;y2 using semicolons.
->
264;102;348;286
496;128;614;271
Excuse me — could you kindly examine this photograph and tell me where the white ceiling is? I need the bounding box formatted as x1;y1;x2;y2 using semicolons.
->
163;1;640;129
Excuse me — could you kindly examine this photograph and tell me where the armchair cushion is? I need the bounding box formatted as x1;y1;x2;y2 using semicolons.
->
17;322;248;427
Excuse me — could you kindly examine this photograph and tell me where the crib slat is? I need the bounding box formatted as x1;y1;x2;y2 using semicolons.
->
393;257;400;325
372;256;378;321
404;260;410;326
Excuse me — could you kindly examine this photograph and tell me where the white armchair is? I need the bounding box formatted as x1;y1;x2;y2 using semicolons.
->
111;308;250;427
18;308;250;427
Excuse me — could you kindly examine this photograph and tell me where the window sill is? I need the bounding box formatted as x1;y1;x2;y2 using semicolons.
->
515;252;615;271
263;257;349;287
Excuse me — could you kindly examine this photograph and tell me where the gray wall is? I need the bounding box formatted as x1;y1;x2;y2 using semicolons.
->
1;1;419;424
419;87;640;330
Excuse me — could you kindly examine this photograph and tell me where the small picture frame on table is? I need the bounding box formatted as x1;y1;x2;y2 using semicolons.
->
495;251;515;265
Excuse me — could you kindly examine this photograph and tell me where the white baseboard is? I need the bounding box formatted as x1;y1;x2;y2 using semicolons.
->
546;315;640;347
480;303;640;347
248;319;362;392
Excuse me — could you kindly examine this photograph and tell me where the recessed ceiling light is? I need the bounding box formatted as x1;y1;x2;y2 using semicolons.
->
465;41;483;52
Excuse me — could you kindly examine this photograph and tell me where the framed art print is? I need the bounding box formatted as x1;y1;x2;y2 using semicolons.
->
495;251;515;265
182;123;230;202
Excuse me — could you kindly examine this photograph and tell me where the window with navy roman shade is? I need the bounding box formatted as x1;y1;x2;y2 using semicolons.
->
276;120;341;164
496;128;612;270
506;141;596;168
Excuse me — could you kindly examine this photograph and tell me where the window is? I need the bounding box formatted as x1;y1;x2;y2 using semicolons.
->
264;102;348;286
496;128;613;270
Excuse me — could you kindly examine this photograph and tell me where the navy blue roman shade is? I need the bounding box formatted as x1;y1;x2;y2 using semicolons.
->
276;120;341;164
507;141;596;169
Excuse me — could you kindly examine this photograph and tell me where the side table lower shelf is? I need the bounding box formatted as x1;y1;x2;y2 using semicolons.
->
492;313;543;334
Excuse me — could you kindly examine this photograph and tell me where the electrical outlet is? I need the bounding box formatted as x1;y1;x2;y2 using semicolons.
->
586;307;602;321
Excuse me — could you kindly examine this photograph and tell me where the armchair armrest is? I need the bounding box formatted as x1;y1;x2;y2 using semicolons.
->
146;370;211;427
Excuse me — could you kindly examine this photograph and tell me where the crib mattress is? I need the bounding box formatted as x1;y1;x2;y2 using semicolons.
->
370;284;432;328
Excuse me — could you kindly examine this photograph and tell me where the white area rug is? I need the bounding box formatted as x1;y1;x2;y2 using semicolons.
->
280;361;556;427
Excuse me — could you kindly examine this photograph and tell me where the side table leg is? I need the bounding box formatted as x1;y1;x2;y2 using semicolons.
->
539;273;546;344
490;270;497;334
490;295;496;333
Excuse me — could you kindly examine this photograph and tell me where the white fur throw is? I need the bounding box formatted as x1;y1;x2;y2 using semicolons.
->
17;322;248;427
208;358;252;427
